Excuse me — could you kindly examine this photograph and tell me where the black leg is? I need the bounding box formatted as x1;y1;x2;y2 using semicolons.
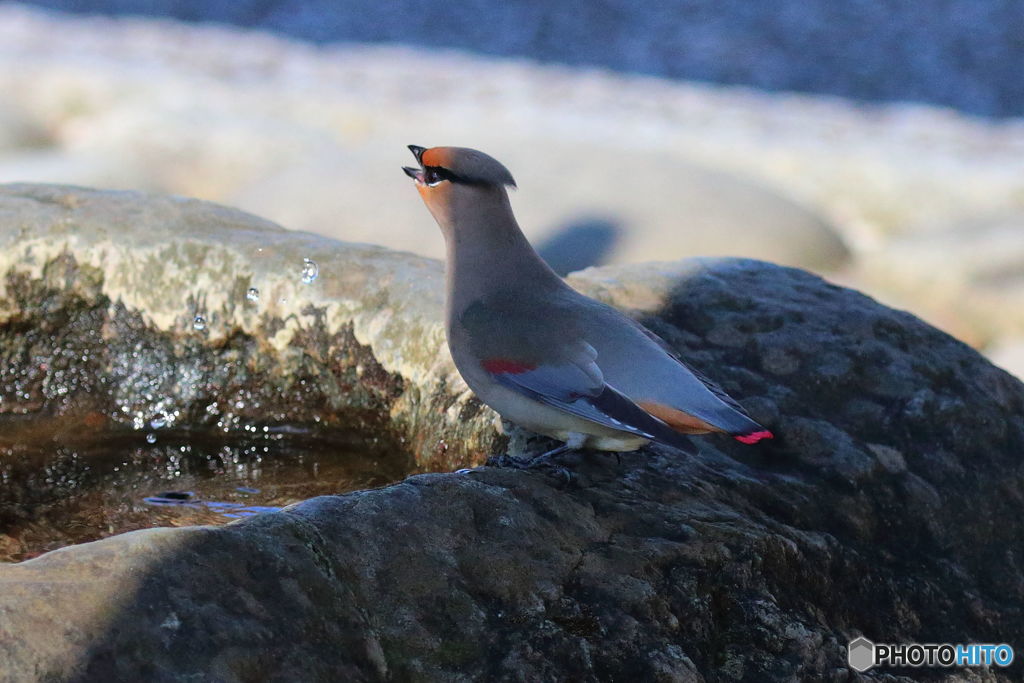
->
535;443;573;461
487;442;576;486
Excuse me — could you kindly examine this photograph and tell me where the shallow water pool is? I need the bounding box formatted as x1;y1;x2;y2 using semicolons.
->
0;424;411;562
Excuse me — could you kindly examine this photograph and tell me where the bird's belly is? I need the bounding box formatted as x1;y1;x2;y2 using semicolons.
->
448;329;648;452
468;373;648;451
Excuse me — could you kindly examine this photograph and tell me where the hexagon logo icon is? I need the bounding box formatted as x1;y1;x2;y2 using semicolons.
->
848;636;875;672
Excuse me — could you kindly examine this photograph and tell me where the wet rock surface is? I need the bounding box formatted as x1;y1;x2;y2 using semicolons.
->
1;244;1022;680
0;183;499;472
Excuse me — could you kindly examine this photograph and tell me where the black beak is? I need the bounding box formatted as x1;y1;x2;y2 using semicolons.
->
407;144;427;164
402;166;422;181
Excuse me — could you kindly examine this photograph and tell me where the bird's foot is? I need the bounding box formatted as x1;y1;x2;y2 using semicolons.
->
486;446;575;486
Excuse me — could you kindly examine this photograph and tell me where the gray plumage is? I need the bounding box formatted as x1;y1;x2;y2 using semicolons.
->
405;145;772;454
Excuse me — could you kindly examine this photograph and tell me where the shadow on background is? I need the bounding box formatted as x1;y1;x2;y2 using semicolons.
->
17;0;1024;117
535;217;621;276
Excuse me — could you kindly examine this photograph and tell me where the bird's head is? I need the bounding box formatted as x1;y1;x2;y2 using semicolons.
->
403;145;516;232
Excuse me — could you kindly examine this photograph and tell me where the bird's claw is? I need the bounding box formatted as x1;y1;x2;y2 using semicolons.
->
485;453;520;468
486;452;575;487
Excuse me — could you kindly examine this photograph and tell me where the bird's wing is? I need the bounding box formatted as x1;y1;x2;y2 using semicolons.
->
557;295;770;442
628;317;752;416
459;297;698;453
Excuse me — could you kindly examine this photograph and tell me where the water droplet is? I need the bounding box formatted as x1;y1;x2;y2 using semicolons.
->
193;315;206;331
150;413;167;429
145;432;157;444
301;258;318;284
246;287;260;302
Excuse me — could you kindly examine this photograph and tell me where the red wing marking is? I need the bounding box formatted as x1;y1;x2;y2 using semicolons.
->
482;358;536;375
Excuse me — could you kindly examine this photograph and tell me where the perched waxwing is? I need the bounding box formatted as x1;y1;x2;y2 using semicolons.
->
403;145;773;458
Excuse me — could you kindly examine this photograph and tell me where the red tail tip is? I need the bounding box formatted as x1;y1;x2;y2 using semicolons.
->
735;430;773;445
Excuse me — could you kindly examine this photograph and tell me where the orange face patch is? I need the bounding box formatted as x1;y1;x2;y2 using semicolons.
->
421;147;454;169
415;175;454;219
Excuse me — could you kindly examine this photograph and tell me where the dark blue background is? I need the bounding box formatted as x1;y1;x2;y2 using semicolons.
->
17;0;1024;117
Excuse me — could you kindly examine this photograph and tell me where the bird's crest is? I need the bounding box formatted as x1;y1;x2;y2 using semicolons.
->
409;145;516;188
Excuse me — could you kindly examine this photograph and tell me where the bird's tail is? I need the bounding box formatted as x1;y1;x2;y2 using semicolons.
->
734;429;774;444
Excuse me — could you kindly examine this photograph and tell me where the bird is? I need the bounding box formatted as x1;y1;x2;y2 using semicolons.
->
403;145;773;460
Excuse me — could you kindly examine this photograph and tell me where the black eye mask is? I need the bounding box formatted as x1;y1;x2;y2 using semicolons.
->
423;166;487;187
422;166;452;186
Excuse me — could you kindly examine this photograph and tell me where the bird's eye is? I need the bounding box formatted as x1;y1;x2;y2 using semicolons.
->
424;166;449;187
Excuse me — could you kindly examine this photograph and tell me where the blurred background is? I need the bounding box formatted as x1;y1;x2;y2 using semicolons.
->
2;0;1024;376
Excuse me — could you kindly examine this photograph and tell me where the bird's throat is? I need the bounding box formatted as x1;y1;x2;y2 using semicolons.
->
443;214;563;320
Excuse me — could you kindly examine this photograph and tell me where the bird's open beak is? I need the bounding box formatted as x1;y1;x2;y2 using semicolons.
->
403;144;427;184
408;145;426;163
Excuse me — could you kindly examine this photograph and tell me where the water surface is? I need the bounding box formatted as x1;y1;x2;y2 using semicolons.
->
0;423;411;562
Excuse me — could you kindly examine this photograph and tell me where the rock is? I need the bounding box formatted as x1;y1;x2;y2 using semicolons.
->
857;211;1024;346
0;102;50;152
987;337;1024;382
5;4;1024;269
231;142;851;272
509;148;849;272
1;246;1022;680
0;149;158;191
33;0;1024;118
225;144;437;261
0;183;497;470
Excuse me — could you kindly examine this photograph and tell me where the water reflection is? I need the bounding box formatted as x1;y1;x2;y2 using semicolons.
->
0;426;410;562
143;489;282;518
